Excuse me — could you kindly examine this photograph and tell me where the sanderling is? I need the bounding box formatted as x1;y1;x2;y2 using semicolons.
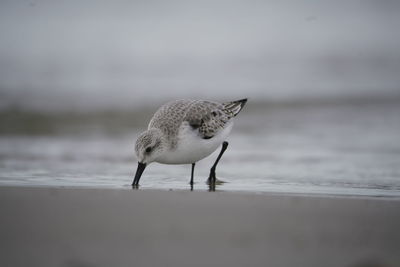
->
132;98;247;188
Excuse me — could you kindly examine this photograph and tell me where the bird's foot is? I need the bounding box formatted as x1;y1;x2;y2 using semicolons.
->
207;170;216;185
207;171;226;185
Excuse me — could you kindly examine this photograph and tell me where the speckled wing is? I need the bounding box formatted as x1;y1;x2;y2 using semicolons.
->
148;100;192;140
148;99;247;145
186;99;247;139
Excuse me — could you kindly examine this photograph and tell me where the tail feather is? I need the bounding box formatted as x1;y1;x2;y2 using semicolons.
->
223;98;247;117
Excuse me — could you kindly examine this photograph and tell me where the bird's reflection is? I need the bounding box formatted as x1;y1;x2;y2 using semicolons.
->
188;179;226;191
131;178;226;192
189;182;218;192
132;184;139;190
207;179;225;192
208;183;216;192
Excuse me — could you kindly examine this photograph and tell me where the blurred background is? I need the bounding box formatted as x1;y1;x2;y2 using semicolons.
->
0;0;400;195
1;0;400;111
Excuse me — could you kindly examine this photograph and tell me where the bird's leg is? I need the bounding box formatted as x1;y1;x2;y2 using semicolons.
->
208;141;229;184
190;163;195;190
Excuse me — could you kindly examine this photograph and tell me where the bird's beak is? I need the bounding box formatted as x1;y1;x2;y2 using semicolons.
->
132;162;146;186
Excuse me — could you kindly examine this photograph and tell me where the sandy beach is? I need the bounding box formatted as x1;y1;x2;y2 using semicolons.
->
0;187;399;267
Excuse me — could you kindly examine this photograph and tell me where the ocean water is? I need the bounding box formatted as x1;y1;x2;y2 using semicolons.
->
1;100;400;197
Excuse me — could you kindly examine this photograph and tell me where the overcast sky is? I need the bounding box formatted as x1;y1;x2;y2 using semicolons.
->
1;0;400;111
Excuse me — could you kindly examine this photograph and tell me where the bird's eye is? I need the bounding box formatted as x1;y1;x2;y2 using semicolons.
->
145;147;152;153
212;111;217;116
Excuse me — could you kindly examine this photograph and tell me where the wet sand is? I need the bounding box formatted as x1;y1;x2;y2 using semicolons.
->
0;187;399;267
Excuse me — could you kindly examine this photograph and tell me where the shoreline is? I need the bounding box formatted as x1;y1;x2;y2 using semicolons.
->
1;184;400;201
1;186;399;267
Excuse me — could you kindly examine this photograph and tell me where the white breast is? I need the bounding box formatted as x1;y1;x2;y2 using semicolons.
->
155;121;233;165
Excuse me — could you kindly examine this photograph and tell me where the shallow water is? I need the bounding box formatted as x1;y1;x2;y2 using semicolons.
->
1;101;400;197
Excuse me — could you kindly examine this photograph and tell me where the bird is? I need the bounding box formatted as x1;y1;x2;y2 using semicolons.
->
132;98;247;188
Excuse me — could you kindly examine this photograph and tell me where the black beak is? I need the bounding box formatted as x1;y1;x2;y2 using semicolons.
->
132;162;146;186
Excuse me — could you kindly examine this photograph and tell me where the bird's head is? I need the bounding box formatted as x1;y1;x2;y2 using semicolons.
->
133;128;165;186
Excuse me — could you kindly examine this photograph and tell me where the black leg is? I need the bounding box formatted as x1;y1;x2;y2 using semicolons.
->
190;163;195;189
208;141;229;184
